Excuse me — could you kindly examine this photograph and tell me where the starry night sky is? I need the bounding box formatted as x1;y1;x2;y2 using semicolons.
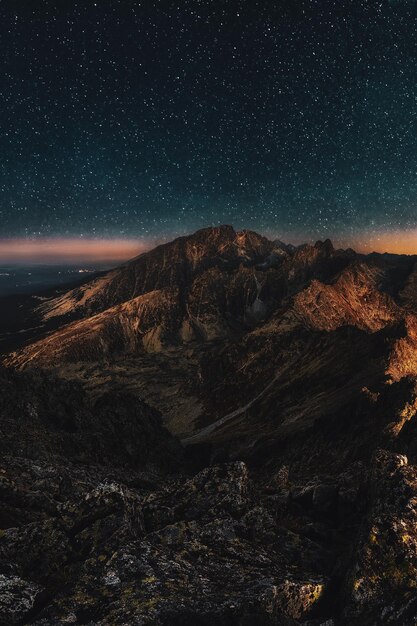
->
1;0;417;254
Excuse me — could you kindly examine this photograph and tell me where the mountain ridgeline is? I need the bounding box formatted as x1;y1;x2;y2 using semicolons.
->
1;225;417;625
4;225;417;446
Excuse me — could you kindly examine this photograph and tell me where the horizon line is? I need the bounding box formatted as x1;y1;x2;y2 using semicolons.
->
0;228;416;263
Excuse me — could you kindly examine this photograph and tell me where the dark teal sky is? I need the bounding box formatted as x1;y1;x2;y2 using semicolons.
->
1;0;417;245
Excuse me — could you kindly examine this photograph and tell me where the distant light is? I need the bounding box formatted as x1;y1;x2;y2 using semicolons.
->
0;238;148;264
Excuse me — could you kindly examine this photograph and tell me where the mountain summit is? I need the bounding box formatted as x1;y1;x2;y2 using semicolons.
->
6;227;347;364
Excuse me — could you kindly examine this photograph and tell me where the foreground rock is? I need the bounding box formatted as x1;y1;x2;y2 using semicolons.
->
0;455;330;625
0;367;332;625
344;450;417;625
1;365;417;623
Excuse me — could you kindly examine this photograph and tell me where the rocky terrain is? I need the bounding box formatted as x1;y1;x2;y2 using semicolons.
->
2;364;417;625
1;225;417;624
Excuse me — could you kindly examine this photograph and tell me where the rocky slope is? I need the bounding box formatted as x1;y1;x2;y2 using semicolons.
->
33;225;275;323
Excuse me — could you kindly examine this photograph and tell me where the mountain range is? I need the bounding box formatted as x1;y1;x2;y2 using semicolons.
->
1;225;417;625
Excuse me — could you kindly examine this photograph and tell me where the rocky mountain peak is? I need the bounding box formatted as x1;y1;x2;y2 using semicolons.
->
188;223;236;241
314;238;334;253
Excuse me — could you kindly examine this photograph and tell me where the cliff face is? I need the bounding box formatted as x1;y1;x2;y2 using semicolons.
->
293;263;399;332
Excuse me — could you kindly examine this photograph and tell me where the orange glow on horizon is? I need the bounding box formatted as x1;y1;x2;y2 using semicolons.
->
0;229;415;265
0;238;149;264
264;227;417;256
352;229;417;255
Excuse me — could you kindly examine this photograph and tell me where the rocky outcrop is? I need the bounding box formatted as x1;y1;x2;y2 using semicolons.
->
0;574;43;625
293;262;399;332
387;313;417;381
0;454;331;625
344;450;417;625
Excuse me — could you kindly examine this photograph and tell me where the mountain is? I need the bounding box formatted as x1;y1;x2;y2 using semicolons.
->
1;226;417;624
4;226;417;443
